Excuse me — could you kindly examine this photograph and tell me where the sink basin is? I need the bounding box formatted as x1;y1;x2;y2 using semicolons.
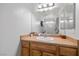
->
36;36;54;41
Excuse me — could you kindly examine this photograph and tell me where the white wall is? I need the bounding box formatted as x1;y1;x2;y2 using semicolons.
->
0;3;35;56
74;3;79;39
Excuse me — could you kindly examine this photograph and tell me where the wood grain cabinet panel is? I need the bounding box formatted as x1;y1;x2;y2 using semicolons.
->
78;48;79;55
30;50;42;56
42;52;55;56
59;47;77;56
31;42;57;51
21;48;29;56
22;40;29;48
21;36;78;56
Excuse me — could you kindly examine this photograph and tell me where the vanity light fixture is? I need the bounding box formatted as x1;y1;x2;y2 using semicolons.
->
37;3;55;12
48;3;54;6
43;4;47;8
38;4;42;9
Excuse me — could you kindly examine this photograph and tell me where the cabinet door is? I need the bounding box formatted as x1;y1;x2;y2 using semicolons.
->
30;50;41;56
21;48;29;56
59;47;77;56
43;52;55;56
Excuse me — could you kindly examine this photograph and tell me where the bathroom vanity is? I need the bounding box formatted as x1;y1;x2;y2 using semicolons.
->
20;34;79;56
19;3;76;56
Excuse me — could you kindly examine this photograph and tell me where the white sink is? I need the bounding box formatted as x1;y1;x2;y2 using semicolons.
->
36;36;54;41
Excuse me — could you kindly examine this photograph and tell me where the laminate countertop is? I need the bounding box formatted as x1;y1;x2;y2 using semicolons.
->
20;35;78;48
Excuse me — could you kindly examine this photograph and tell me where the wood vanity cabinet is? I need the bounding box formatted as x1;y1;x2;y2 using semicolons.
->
21;35;78;56
22;48;29;56
21;40;78;56
30;41;56;56
59;47;77;56
21;40;57;56
30;49;41;56
30;49;55;56
42;52;55;56
21;40;30;56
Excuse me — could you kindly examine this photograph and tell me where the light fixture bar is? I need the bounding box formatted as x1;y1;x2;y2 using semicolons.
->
37;3;55;12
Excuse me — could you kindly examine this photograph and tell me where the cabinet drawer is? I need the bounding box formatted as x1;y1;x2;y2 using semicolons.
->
30;50;41;56
21;48;29;56
43;52;55;56
31;42;57;51
59;47;77;56
21;40;29;48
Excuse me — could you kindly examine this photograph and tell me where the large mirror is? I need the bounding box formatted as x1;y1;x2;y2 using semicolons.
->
31;3;75;35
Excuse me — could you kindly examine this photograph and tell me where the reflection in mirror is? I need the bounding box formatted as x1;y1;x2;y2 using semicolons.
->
59;3;75;30
31;3;75;35
42;16;59;34
58;3;75;35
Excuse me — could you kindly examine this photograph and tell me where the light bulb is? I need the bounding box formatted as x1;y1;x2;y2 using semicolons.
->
48;3;53;6
38;4;42;9
43;4;47;7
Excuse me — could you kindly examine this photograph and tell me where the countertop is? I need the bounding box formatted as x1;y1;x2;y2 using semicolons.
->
20;35;78;48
